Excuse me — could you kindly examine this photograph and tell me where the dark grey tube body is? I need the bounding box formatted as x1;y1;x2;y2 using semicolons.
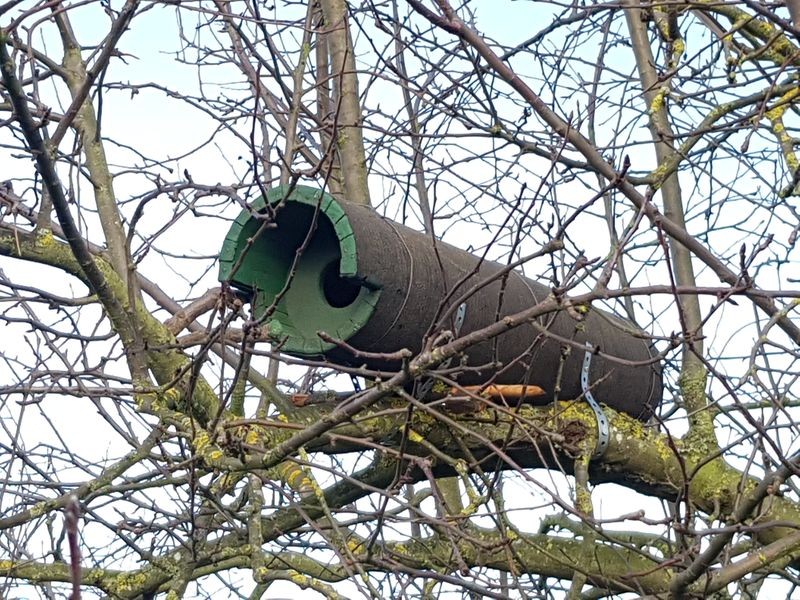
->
332;202;662;419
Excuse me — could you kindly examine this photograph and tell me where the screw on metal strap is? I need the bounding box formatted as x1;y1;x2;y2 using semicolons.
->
418;302;467;398
581;342;610;460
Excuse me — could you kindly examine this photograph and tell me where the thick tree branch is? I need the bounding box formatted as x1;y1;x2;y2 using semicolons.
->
0;35;145;378
319;0;371;205
51;3;138;287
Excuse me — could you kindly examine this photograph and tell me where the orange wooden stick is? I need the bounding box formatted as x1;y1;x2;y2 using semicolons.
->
451;384;546;399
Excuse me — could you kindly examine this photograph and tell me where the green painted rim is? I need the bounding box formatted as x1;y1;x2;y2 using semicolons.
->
218;185;380;355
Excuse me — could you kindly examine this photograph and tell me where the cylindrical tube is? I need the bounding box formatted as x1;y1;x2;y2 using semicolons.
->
219;185;662;419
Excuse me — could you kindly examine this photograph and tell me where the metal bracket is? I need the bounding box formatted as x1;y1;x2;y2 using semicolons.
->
418;302;467;398
581;342;610;460
453;302;467;336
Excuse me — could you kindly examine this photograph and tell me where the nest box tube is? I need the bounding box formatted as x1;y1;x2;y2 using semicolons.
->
219;185;662;420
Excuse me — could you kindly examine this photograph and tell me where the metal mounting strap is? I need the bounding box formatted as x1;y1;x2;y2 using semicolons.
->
418;302;467;397
453;302;467;337
581;342;610;460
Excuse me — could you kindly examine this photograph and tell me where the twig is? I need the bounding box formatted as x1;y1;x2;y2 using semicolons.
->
65;495;81;600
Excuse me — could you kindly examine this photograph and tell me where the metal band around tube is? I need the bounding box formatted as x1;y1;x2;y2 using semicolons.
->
418;302;467;398
581;342;610;459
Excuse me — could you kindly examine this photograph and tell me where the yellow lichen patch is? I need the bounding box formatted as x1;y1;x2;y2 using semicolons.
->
575;485;592;513
285;465;307;488
108;570;150;595
206;448;225;463
767;106;788;122
608;412;645;440
574;303;590;315
346;537;365;555
678;363;715;448
289;570;307;585
690;457;757;509
654;433;678;463
550;401;597;429
765;88;800;123
705;1;799;64
672;38;686;60
161;387;181;408
193;430;212;454
35;229;57;249
649;87;668;116
390;541;410;556
212;472;242;495
190;429;227;466
786;151;799;173
649;162;671;190
407;429;425;444
764;91;800;174
245;426;263;447
28;501;48;519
